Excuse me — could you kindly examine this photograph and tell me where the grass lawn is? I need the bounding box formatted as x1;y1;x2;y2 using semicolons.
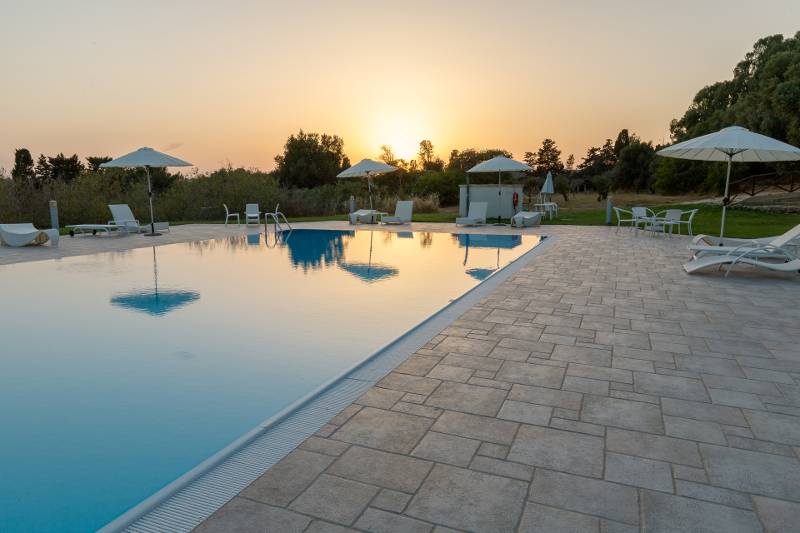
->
166;193;800;240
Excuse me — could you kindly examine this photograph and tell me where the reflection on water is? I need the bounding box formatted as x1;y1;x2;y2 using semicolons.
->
284;229;354;271
465;267;497;281
111;289;201;316
453;233;523;249
339;262;399;283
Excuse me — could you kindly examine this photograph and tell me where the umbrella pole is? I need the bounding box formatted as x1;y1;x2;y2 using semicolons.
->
497;170;502;224
144;166;159;236
719;155;732;244
368;175;373;210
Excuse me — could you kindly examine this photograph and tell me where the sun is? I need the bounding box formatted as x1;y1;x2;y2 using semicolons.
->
373;111;426;161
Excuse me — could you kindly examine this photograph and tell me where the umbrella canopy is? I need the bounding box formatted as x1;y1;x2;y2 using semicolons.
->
101;147;192;236
541;171;555;195
111;288;200;316
466;156;532;223
337;159;398;209
657;126;800;241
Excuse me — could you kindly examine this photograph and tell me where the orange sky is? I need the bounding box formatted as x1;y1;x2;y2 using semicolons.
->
1;1;798;173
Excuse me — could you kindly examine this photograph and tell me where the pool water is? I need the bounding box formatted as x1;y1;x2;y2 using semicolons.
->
0;229;540;532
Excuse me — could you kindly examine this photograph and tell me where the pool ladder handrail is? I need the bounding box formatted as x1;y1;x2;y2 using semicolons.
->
264;204;292;232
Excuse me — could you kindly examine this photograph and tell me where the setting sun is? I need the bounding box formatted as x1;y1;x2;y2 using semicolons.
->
371;110;432;161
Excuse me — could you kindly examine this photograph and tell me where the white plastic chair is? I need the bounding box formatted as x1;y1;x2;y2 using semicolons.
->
455;202;488;226
678;209;698;236
613;207;635;233
381;201;414;224
108;204;143;233
224;204;240;226
245;204;260;225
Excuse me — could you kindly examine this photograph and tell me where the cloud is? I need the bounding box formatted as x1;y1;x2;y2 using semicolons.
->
160;142;183;152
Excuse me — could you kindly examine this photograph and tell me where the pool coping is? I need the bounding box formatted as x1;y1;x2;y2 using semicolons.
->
100;229;556;533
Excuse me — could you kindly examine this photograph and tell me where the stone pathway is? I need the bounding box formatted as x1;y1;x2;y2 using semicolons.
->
191;225;800;533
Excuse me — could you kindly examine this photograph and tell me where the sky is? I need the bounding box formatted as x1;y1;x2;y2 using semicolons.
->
1;0;798;173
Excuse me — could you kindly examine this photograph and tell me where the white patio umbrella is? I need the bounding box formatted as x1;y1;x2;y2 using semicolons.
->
101;147;192;236
337;159;398;210
541;171;555;201
467;156;532;223
656;126;800;242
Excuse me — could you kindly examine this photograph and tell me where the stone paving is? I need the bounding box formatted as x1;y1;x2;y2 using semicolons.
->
191;224;800;533
5;221;800;532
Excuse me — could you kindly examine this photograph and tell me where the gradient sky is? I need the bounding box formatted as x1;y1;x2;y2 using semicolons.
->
1;0;798;173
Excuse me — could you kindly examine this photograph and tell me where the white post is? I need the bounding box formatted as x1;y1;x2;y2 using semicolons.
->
719;155;732;243
367;176;373;210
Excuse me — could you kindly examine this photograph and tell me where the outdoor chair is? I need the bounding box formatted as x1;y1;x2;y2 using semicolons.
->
224;204;240;226
511;211;542;227
245;204;261;225
381;201;414;225
455;202;488;226
689;224;800;259
0;223;59;247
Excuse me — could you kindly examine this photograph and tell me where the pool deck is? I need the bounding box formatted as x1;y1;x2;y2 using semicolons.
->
5;222;800;532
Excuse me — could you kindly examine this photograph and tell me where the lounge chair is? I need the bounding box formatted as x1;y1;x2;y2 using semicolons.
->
689;224;800;258
245;204;260;225
381;201;413;225
224;204;240;226
456;202;487;226
511;211;542;227
108;204;170;233
0;223;59;247
684;246;800;276
349;209;376;225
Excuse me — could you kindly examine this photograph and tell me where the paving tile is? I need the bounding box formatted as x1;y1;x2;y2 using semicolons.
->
661;397;747;426
609;389;660;404
702;374;780;396
371;489;412;513
470;455;534;481
607;428;702;467
354;508;433;533
356;387;406;409
551;344;612;366
674;479;753;509
517;502;599;532
299;436;351;456
612;356;655;372
392;402;443;419
674;355;744;377
744;409;800;446
672;464;708;483
709;388;765;409
495;360;566;387
529;469;639;525
289;474;379;525
378;373;441;395
753;496;800;533
640;490;763;533
568;363;633;383
700;443;800;500
395;356;441;376
497;399;552;425
664;415;727;445
195;497;311;533
441;353;503;372
508;425;605;477
411;431;480;467
436;336;497;356
634;371;709;401
499;336;555;354
431;410;518;444
425;381;507;416
406;464;527;532
549;417;606;436
467;376;512;390
605;452;673;492
305;521;358;533
581;395;664;433
489;346;531;361
332;407;433;454
240;449;334;506
564;375;609;395
477;441;509;459
742;366;796;384
328;446;432;493
426;364;474;382
727;435;797;457
596;331;651;349
493;323;545;342
508;383;582;410
330;405;363;426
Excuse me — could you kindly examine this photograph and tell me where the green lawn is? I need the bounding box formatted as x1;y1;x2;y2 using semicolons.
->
164;203;799;240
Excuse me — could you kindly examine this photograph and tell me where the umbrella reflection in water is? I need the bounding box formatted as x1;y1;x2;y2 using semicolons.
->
338;231;399;283
110;246;200;316
456;233;522;281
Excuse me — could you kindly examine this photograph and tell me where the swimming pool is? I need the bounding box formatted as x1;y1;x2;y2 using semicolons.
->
0;228;541;532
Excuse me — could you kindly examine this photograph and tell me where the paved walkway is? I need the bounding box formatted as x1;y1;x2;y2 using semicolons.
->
6;222;800;532
191;224;800;533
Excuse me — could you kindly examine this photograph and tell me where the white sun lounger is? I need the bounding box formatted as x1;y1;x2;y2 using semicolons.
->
245;203;261;225
689;224;800;258
456;202;487;226
108;204;169;233
684;249;800;276
0;223;59;247
511;211;542;228
381;201;413;225
66;224;120;237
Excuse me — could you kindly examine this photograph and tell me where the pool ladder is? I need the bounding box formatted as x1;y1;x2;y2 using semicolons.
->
264;204;292;232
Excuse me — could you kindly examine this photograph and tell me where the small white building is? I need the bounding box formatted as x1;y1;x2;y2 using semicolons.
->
459;184;524;218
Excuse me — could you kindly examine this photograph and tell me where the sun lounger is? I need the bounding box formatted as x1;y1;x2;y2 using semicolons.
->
66;224;119;237
0;223;59;247
689;224;800;258
108;204;144;233
381;201;413;225
511;211;542;228
349;209;376;224
684;249;800;276
456;202;487;226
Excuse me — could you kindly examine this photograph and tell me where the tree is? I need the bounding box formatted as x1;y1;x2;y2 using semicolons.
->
577;139;616;176
86;156;112;172
35;154;52;183
274;130;350;188
565;154;575;170
527;138;564;175
447;148;512;173
613;129;631;158
614;140;655;191
11;148;34;182
418;140;444;171
379;145;398;166
48;153;84;182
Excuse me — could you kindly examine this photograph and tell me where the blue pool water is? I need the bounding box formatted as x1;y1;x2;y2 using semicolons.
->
0;229;540;532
